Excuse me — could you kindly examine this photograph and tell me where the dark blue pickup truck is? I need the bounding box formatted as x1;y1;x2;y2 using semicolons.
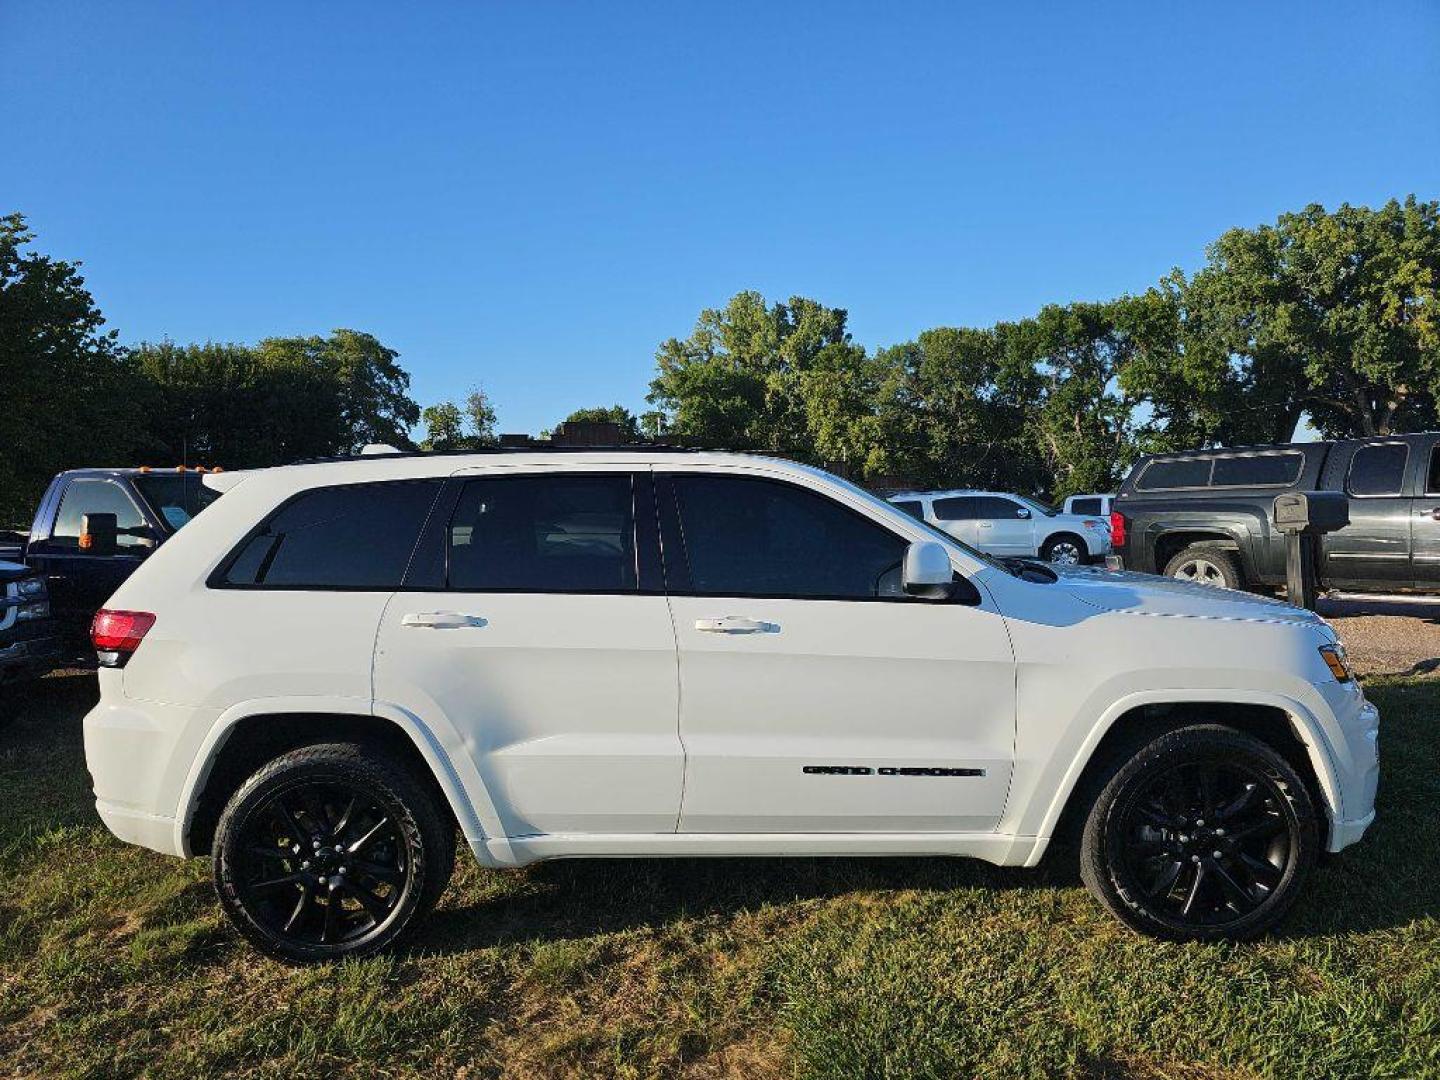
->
21;467;222;654
1;558;61;699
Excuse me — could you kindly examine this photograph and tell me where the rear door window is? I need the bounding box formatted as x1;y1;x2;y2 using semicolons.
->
931;496;979;521
220;480;443;588
1347;444;1409;497
446;473;637;593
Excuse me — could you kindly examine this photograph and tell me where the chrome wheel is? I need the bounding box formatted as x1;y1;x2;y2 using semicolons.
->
1045;540;1083;565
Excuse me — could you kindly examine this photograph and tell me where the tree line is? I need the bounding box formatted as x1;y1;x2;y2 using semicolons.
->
644;196;1440;498
3;196;1436;523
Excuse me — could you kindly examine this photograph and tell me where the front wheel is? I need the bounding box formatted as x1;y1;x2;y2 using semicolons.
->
1079;725;1319;941
1041;533;1087;565
213;742;455;963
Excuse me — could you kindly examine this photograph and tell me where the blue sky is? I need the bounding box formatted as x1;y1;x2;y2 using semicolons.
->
5;2;1438;436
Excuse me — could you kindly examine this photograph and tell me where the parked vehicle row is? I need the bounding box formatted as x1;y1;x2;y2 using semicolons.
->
1112;432;1440;595
888;489;1112;565
80;448;1377;961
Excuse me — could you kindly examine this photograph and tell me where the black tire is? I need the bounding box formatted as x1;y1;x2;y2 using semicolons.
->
1040;533;1087;566
1079;724;1319;941
1163;544;1243;589
213;741;455;963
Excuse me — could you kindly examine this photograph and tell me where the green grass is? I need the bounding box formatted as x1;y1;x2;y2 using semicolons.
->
1;673;1436;1079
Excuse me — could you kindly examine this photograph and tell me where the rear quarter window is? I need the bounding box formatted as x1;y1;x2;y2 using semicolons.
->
216;479;444;589
1210;452;1304;487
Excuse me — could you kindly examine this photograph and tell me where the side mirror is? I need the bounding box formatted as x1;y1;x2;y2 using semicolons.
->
903;540;979;603
79;513;118;556
1015;507;1031;519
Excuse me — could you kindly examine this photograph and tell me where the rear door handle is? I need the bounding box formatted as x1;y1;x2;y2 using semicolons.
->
401;611;487;629
694;616;779;634
1420;508;1440;522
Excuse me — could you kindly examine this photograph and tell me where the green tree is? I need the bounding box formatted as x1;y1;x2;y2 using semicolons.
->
420;387;497;450
134;330;422;467
556;404;642;440
1012;303;1138;498
1121;197;1440;445
0;214;143;521
647;291;856;455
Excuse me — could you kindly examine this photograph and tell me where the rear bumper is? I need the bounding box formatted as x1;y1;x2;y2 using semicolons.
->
93;799;183;856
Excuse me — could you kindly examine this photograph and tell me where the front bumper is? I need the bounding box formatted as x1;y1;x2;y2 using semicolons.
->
1324;697;1379;852
0;633;63;683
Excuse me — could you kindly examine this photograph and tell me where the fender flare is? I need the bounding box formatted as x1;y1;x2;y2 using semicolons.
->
170;695;507;864
1031;688;1345;851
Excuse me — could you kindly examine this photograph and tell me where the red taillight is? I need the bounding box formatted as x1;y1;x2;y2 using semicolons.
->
91;609;156;665
1109;510;1127;549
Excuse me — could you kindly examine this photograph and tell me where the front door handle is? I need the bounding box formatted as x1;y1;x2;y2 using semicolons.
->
694;616;779;634
401;611;487;629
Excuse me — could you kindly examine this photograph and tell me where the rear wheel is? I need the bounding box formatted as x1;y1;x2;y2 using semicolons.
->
213;742;454;963
1080;725;1318;941
1164;544;1242;589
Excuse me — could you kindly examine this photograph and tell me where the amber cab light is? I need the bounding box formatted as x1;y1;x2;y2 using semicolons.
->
1109;510;1127;549
91;609;156;666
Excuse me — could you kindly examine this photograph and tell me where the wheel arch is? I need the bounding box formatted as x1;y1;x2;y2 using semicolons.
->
176;699;487;859
1034;690;1341;863
1153;528;1259;583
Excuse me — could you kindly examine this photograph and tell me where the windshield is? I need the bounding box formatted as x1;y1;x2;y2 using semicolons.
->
133;474;222;532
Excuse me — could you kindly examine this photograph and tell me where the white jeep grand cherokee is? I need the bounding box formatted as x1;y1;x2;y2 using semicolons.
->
83;450;1379;962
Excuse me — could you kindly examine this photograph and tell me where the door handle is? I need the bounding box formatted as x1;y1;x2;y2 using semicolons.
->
401;611;487;629
977;522;993;529
694;616;779;634
1422;508;1440;522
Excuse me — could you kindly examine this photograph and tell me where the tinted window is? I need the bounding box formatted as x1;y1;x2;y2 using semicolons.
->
891;500;925;520
133;474;222;530
1069;497;1103;516
1347;443;1408;497
976;497;1026;519
671;475;908;599
932;496;979;521
1211;453;1303;487
1136;457;1213;490
447;474;636;592
1428;446;1440;495
52;480;151;551
222;480;442;588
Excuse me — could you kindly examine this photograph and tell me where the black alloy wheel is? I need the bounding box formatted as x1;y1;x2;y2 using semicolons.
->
1081;725;1318;941
214;742;454;963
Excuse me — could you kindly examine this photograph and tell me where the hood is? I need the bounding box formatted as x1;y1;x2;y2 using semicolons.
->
1049;564;1328;630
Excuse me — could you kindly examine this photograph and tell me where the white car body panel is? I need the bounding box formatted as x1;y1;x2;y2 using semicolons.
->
82;452;1377;874
891;489;1112;560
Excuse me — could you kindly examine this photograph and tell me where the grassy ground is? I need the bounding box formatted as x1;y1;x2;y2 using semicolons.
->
0;673;1436;1079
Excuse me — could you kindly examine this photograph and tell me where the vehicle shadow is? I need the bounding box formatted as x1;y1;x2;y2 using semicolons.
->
409;852;1077;957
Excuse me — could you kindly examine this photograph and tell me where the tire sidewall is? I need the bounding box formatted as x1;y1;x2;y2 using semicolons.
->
1082;727;1319;941
213;749;436;963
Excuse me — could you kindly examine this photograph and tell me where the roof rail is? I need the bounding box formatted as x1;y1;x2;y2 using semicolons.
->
284;443;714;466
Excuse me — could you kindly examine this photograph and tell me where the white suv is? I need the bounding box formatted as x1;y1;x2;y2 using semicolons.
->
889;489;1111;564
84;450;1379;961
